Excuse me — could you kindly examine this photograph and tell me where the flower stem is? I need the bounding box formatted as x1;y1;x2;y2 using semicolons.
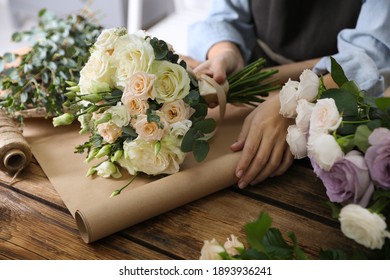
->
110;173;138;197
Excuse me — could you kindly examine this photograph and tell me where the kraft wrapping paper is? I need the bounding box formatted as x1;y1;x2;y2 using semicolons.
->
22;105;251;243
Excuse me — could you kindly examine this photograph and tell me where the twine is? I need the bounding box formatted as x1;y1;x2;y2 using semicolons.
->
0;110;32;176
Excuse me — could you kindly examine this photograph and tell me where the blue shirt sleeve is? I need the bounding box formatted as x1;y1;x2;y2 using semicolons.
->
313;0;390;97
187;0;254;62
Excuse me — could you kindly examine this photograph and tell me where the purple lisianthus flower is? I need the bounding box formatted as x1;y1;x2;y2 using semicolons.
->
311;150;374;207
365;127;390;189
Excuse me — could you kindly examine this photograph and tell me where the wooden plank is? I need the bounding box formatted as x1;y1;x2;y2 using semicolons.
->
125;190;366;259
245;163;335;223
0;186;171;260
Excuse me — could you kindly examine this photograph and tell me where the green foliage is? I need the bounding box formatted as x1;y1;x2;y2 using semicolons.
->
0;9;103;119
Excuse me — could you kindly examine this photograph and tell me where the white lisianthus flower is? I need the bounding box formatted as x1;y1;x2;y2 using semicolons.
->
93;28;124;54
161;100;192;124
133;114;168;141
295;99;315;133
120;139;182;175
286;125;308;159
169;119;192;138
97;122;122;144
279;79;299;118
296;69;320;102
339;204;390;250
123;72;156;100
94;161;122;178
307;133;344;171
223;234;244;257
309;98;342;134
122;96;149;117
199;239;224;260
151;60;191;103
112;34;155;89
107;104;131;127
79;50;113;94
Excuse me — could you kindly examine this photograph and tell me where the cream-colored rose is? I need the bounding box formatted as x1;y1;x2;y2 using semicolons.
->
107;104;131;127
133;114;168;141
279;79;299;118
309;98;342;134
199;239;224;260
112;34;155;89
151;60;191;103
307;133;344;171
121;96;149;117
339;204;390;250
94;161;122;178
223;234;244;257
120;138;181;175
286;125;308;159
123;72;156;100
169;119;192;138
161;100;192;124
94;28;124;54
79;50;113;94
295;99;315;133
297;69;320;102
97;122;122;143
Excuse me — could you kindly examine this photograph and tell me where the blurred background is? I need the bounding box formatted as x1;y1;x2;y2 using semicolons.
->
0;0;211;55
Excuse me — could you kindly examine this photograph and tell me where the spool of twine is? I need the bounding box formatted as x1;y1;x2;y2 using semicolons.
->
0;110;32;174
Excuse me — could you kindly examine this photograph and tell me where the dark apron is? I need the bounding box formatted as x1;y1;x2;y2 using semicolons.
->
249;0;361;66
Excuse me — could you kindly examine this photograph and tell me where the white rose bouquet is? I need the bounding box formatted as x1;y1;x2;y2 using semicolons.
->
53;28;279;196
280;57;390;252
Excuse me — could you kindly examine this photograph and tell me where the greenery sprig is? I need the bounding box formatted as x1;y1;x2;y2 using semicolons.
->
0;9;102;121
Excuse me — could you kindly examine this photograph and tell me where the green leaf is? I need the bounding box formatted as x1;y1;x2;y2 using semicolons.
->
353;125;372;153
340;80;361;97
3;52;15;63
319;249;348;260
194;118;216;134
375;97;390;113
122;126;138;138
11;32;22;42
193;140;210;162
330;56;349;87
287;231;309;260
324;201;341;219
244;212;272;253
262;228;293;259
181;128;197;152
321;88;358;117
150;37;169;60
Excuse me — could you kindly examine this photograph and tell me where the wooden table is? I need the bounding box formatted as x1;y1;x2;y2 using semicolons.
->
0;154;368;260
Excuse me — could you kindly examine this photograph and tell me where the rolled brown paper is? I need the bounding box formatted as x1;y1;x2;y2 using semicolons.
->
22;105;251;243
0;110;32;174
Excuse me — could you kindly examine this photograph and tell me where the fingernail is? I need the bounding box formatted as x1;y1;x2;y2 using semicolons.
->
236;170;243;178
238;181;247;189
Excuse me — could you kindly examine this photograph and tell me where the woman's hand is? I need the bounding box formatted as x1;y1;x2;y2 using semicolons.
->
230;93;295;188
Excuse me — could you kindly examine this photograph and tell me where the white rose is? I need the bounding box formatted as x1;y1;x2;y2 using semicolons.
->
199;239;224;260
94;28;124;54
295;99;315;133
123;72;156;100
309;98;342;134
339;204;390;250
223;234;244;257
97;122;122;144
79;50;113;94
286;125;308;159
133;114;168;141
279;79;299;118
169;119;192;138
161;100;192;124
112;34;155;89
122;96;149;117
94;161;122;178
307;133;344;171
120;139;181;175
152;60;191;103
107;104;131;127
296;69;320;102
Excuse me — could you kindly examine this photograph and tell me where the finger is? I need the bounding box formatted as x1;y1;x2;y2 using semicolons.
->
270;147;294;177
230;112;254;152
235;128;263;185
